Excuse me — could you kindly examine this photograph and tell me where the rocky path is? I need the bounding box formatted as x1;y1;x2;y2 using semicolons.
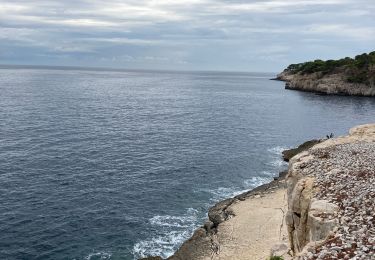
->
168;176;290;260
208;188;288;260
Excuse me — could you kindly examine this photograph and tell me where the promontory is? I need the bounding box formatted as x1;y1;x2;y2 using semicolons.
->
276;51;375;96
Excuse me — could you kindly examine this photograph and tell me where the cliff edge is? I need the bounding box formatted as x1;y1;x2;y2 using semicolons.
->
144;124;375;260
286;123;375;259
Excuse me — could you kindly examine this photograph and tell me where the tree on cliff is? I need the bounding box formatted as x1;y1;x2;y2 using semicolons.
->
285;51;375;86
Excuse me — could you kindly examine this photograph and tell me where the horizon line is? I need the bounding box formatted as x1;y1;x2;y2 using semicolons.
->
0;64;278;75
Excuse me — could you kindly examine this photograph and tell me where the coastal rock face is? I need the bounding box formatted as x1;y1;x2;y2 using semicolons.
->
285;123;375;259
286;175;314;252
161;124;375;260
308;200;339;243
277;71;375;96
168;175;289;260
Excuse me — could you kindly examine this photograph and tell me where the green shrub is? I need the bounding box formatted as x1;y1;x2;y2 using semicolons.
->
347;72;368;84
285;51;375;86
269;256;284;260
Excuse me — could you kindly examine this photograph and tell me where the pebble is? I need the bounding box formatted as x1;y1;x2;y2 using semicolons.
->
299;142;375;259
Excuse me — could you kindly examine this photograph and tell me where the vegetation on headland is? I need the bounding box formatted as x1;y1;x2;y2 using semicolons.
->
284;51;375;86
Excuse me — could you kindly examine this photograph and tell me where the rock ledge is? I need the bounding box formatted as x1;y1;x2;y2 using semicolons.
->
276;71;375;96
286;123;375;259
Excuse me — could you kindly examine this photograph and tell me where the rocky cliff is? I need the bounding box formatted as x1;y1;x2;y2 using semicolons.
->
285;124;375;259
144;124;375;260
276;71;375;96
276;51;375;96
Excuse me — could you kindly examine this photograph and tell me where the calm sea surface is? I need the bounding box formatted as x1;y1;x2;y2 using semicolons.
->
0;67;374;260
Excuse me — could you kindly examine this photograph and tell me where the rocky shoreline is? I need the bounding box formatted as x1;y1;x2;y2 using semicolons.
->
141;143;314;260
140;172;290;260
168;171;289;260
141;124;375;260
274;71;375;96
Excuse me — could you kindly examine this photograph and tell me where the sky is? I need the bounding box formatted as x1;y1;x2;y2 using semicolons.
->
0;0;374;72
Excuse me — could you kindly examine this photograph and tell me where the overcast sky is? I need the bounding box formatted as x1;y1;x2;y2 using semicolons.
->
0;0;374;72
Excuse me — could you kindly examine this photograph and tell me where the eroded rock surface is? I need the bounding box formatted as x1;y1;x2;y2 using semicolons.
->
286;123;375;259
276;71;375;96
168;174;289;260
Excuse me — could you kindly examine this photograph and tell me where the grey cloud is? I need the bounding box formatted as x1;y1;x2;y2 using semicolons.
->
0;0;374;71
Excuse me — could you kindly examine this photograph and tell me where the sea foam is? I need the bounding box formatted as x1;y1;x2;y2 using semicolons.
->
132;208;201;259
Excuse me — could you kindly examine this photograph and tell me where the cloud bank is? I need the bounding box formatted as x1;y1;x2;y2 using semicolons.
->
0;0;374;71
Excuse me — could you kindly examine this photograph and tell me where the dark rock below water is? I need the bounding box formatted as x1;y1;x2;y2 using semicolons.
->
274;170;288;180
139;257;163;260
208;197;235;227
282;139;322;162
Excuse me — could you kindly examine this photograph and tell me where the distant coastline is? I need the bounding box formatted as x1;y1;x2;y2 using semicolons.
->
275;51;375;96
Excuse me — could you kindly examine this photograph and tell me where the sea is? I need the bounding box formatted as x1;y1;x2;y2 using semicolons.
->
0;67;374;260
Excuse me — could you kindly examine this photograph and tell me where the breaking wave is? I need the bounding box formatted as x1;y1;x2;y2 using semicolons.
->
132;208;202;259
132;145;288;259
84;252;112;260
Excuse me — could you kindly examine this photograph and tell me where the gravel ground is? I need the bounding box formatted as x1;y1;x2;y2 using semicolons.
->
298;142;375;260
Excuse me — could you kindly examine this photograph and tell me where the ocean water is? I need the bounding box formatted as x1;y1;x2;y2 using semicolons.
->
0;67;374;260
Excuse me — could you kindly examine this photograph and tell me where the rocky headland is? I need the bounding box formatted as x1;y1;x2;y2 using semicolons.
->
142;124;375;260
275;51;375;96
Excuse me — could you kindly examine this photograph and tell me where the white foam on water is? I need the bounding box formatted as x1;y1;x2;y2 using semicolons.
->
260;170;274;177
132;230;191;259
208;146;290;203
208;186;240;201
267;146;288;155
267;146;289;169
150;208;198;228
84;252;112;260
133;146;289;259
269;158;287;167
132;208;200;259
243;175;271;188
208;175;272;203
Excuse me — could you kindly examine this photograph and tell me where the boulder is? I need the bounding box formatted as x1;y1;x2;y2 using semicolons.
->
270;242;290;258
308;199;339;242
